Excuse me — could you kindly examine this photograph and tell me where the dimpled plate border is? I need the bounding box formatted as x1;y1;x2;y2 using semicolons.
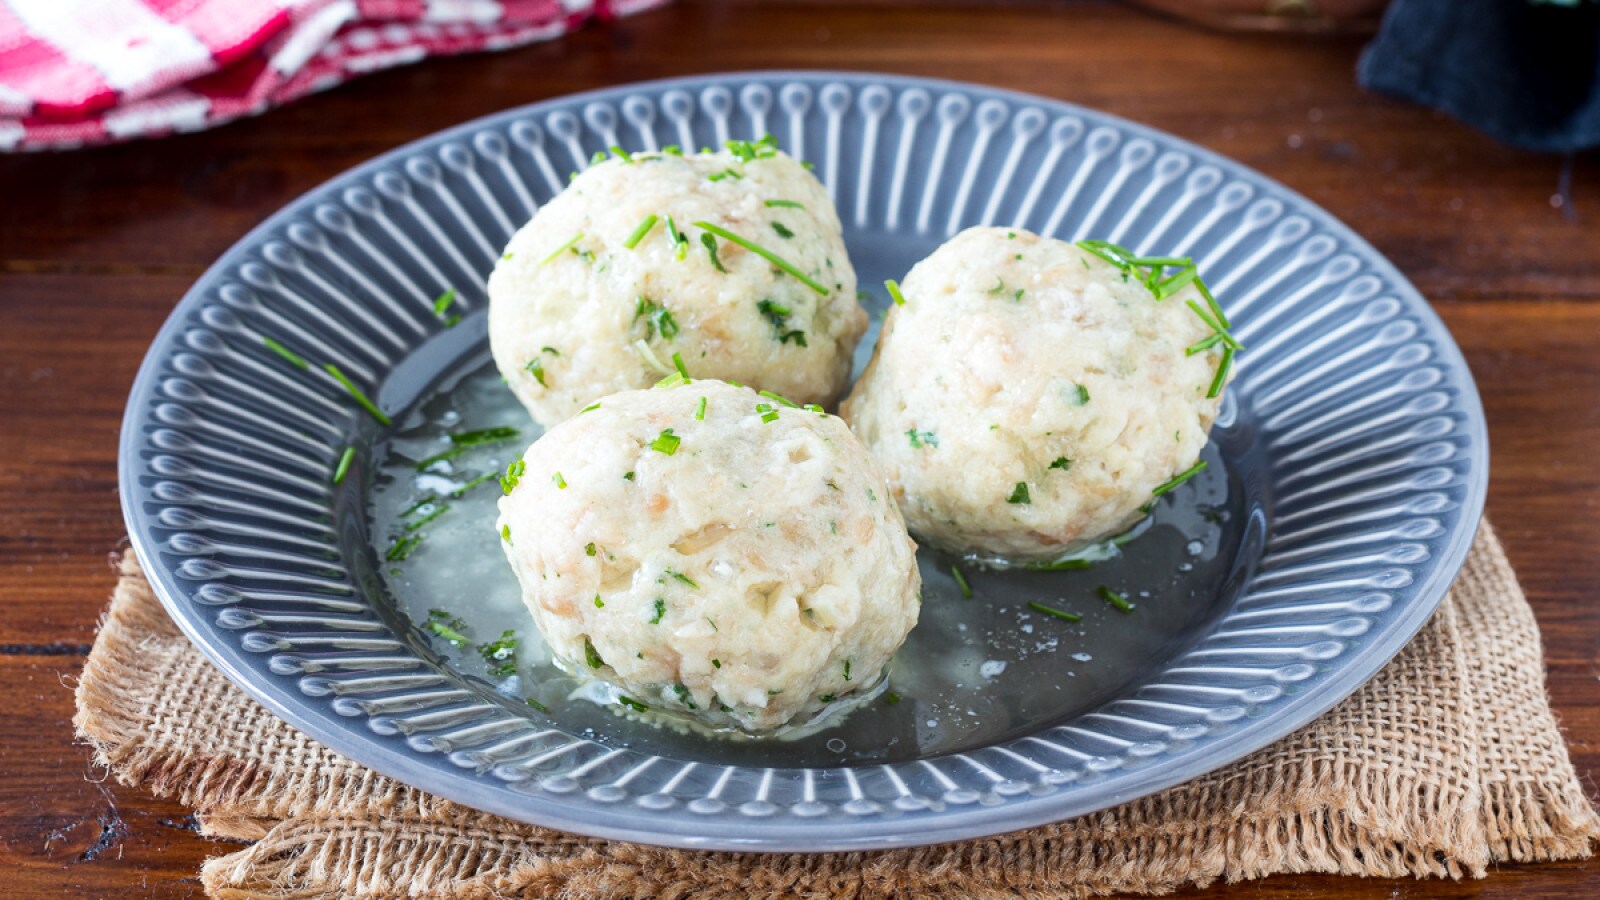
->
120;72;1486;852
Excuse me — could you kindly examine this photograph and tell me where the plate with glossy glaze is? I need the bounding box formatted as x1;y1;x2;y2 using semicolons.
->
120;72;1486;851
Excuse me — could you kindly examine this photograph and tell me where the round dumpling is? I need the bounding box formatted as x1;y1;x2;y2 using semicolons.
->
495;379;921;732
841;227;1235;562
488;139;866;428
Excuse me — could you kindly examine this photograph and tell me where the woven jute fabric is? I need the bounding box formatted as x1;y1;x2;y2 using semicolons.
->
73;522;1600;898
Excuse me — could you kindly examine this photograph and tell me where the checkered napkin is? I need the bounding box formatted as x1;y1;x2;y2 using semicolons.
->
0;0;667;151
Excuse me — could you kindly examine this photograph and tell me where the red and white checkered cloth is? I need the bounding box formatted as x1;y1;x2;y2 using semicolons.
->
0;0;667;151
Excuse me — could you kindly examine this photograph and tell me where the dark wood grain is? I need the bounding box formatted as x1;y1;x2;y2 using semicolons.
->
2;0;1597;895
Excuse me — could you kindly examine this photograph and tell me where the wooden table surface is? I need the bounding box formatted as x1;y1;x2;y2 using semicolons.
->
3;0;1598;895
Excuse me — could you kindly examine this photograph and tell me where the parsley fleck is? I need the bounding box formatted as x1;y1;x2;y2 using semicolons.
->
756;298;808;346
1007;482;1031;505
477;629;519;677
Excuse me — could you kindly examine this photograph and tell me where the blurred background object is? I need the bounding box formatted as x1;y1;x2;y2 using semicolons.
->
1359;0;1600;152
0;0;669;152
1128;0;1389;33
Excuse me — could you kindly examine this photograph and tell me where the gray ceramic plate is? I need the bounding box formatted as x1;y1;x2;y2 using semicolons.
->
120;72;1486;852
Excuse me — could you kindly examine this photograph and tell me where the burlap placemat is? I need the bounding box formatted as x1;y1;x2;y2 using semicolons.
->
73;522;1600;898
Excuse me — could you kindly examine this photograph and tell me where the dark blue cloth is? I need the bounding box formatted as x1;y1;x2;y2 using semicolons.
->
1358;0;1600;153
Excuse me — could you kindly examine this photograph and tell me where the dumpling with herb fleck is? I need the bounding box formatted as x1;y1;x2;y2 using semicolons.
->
841;227;1237;563
488;137;866;428
495;379;920;733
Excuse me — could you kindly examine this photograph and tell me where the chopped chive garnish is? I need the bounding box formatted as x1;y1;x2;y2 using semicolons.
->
610;145;634;163
663;144;682;155
1186;333;1225;356
538;233;584;268
724;134;779;161
670;570;699;588
404;501;448;531
906;429;937;449
1076;239;1138;268
623;214;658;249
500;523;510;542
649;428;681;455
500;458;526;493
580;401;602;415
755;403;780;424
693;221;829;295
1185;299;1243;350
1029;601;1083;622
1197;276;1230;328
1072;384;1091;406
1098;585;1134;613
649;597;666;624
700;232;727;272
1207;346;1235;399
1026;558;1096;571
450;472;497;497
843;659;852;681
1153;266;1198;300
525;356;546;387
758;389;798;408
712;658;722;668
886;692;902;705
765;199;804;209
1007;482;1031;505
951;564;973;599
803;403;825;414
672;352;691;381
552;472;567;489
332;447;356;484
1048;456;1072;471
771;221;794;239
323;364;391;425
885;279;906;306
584;638;604;668
594;594;605;608
708;168;743;182
526;697;550;713
432;288;456;318
591;150;608;164
623;471;635;481
424;613;469;644
262;336;308;369
695;396;707;420
664;216;687;259
585;542;596;556
617;695;649;712
386;534;423;562
1152;460;1208;497
819;694;836;703
453;427;519;447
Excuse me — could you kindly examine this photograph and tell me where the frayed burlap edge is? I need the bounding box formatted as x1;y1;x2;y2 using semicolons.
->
74;523;1600;898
